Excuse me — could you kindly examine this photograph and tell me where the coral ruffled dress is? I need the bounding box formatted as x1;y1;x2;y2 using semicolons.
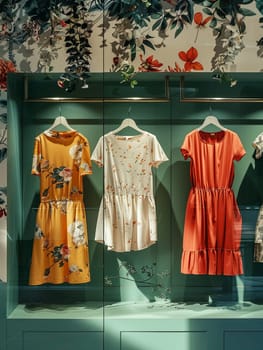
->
181;129;246;276
29;130;92;285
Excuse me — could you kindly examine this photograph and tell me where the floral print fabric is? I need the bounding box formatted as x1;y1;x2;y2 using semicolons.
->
181;129;246;276
91;132;168;252
29;130;92;285
253;133;263;263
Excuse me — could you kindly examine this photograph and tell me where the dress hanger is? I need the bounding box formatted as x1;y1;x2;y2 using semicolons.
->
106;107;145;135
44;108;75;135
197;115;227;131
107;118;145;135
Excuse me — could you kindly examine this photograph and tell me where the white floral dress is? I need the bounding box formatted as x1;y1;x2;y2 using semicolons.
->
253;132;263;262
29;130;92;285
91;132;168;252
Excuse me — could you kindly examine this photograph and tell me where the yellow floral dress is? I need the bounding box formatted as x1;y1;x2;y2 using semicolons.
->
29;130;92;285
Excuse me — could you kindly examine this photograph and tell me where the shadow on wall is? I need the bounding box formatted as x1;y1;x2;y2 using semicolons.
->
103;178;173;303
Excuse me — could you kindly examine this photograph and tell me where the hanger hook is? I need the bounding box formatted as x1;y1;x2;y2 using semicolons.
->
59;105;62;116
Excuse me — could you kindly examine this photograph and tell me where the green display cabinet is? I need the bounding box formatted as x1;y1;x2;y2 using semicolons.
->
0;281;6;350
4;71;263;350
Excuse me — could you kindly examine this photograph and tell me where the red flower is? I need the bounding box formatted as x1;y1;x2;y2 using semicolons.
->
57;79;64;88
60;20;67;27
167;62;184;72
113;56;119;66
60;245;70;259
194;12;211;27
0;59;16;90
194;12;212;42
139;54;163;72
178;47;203;72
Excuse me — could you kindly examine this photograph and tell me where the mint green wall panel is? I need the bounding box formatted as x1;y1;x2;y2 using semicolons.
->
4;72;263;350
121;331;207;350
23;331;103;350
224;331;263;350
0;282;6;349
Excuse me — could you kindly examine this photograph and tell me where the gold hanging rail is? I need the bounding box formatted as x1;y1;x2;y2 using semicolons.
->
24;76;170;103
179;76;263;103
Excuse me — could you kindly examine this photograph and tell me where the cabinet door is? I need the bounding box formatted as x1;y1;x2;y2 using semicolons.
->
8;330;103;350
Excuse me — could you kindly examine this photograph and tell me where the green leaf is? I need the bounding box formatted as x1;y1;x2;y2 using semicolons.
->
174;24;183;39
238;8;256;16
170;20;178;30
143;39;155;50
256;0;263;15
211;0;220;8
0;148;7;163
203;1;213;7
0;113;7;124
160;18;168;31
188;2;194;22
216;8;226;19
139;18;148;27
140;44;145;54
151;12;162;19
203;8;213;16
152;18;163;31
209;17;217;28
182;14;191;24
241;0;253;4
127;65;135;74
239;20;246;34
130;44;137;61
132;80;138;86
0;187;7;196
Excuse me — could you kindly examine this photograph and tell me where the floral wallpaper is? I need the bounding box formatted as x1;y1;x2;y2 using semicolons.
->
0;1;262;77
0;0;263;282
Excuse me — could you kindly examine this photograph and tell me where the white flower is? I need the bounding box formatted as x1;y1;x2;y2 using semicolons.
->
68;221;86;246
124;29;133;41
32;154;41;172
34;225;44;239
69;265;79;272
69;144;82;161
80;162;91;172
58;167;72;182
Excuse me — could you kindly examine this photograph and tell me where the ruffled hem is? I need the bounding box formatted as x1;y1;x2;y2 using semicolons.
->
181;248;243;276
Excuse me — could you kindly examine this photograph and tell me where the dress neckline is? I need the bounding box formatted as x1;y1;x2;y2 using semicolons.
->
110;133;145;141
43;130;77;138
198;129;226;145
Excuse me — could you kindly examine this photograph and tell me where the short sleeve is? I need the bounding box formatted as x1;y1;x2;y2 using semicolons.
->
79;137;93;176
31;137;41;176
150;135;169;168
91;136;104;167
180;133;191;160
233;133;246;161
252;133;263;159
